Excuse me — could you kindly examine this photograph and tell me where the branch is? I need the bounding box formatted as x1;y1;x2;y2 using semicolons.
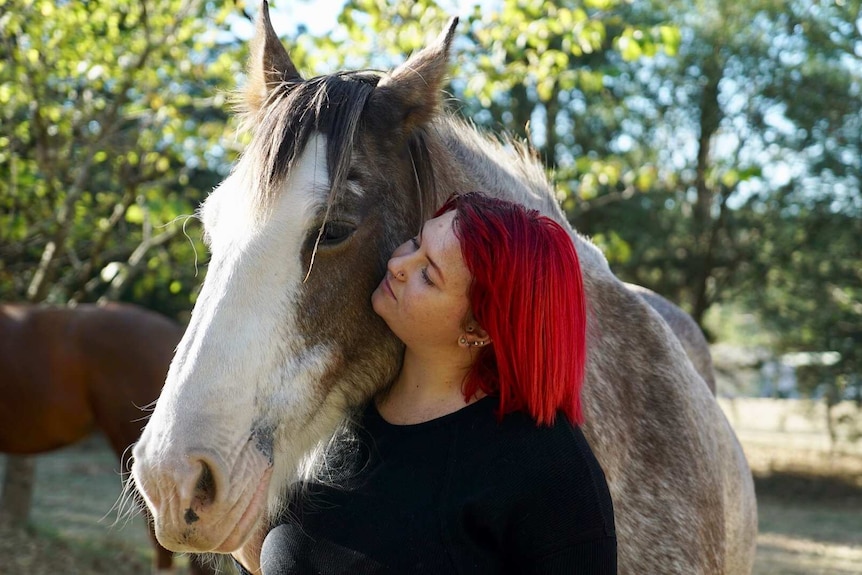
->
99;225;181;302
575;185;638;212
25;150;99;302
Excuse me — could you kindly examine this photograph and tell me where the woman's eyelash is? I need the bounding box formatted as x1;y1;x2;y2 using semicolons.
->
421;268;434;286
410;237;434;286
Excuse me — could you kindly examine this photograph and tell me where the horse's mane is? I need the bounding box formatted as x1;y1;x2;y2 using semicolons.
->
429;117;564;216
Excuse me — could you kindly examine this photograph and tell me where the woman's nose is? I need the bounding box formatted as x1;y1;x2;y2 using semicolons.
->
388;255;410;281
387;258;402;281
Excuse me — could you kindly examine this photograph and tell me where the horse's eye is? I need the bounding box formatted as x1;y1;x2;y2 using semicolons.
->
318;221;355;246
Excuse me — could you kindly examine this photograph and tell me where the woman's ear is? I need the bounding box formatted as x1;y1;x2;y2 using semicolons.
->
460;321;491;348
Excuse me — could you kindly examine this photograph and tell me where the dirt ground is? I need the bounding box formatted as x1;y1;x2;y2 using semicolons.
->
1;399;861;575
0;435;152;575
0;517;150;575
750;475;862;575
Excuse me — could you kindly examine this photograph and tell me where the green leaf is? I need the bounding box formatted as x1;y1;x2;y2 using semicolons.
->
126;204;145;225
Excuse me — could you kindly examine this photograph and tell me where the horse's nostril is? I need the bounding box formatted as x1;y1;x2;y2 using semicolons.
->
184;507;200;524
193;460;217;508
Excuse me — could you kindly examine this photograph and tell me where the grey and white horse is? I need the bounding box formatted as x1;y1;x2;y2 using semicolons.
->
132;4;756;573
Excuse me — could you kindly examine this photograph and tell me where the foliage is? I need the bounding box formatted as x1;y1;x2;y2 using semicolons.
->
572;0;860;398
0;0;242;316
734;190;862;393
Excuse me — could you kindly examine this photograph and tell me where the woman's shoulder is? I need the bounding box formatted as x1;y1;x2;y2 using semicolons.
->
468;403;595;461
455;401;607;491
454;404;617;550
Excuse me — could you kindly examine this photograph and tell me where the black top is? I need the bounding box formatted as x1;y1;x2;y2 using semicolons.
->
244;397;616;575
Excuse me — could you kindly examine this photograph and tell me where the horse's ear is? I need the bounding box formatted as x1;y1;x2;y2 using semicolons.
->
244;1;303;114
371;17;458;135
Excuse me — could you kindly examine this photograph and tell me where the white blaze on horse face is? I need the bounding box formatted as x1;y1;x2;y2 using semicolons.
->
176;135;331;432
133;135;336;552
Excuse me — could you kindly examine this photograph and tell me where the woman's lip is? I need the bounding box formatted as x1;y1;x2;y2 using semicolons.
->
384;277;396;300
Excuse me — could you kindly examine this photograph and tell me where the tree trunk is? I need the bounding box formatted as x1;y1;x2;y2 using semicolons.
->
543;84;560;169
689;47;724;325
0;456;37;524
509;83;532;137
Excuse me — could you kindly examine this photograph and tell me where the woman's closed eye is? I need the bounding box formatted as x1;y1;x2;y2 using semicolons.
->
410;237;435;286
420;268;434;286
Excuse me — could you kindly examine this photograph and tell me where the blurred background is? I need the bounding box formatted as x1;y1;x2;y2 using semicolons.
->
0;0;860;573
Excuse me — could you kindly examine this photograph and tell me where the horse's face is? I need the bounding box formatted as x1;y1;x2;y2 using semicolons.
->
131;5;456;554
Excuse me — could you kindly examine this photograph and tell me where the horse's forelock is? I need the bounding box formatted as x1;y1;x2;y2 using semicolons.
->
244;71;382;216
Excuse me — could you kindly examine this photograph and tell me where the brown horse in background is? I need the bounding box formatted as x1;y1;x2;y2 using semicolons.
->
0;302;214;575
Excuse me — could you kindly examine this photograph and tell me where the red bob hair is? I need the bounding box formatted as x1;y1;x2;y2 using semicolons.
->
435;192;588;426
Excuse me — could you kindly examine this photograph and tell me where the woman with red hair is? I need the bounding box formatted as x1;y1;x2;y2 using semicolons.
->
238;192;616;574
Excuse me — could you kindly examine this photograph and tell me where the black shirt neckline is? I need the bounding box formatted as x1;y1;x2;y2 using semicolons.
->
365;395;497;433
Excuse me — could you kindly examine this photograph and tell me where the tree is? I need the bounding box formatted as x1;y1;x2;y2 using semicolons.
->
0;0;242;314
571;0;861;402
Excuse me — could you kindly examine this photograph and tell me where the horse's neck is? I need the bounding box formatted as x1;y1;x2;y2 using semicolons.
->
425;116;611;275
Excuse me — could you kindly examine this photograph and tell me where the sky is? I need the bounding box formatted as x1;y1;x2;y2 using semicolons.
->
230;0;486;39
229;0;347;38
